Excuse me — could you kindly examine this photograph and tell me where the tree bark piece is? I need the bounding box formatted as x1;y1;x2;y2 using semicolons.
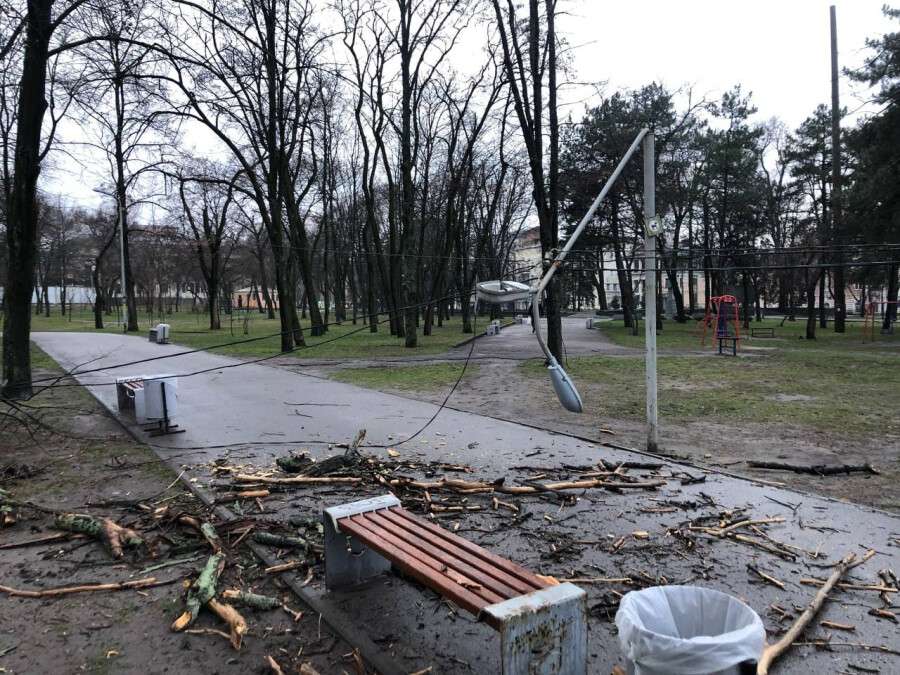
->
0;577;159;598
222;589;282;610
757;550;875;675
172;552;226;631
252;531;314;552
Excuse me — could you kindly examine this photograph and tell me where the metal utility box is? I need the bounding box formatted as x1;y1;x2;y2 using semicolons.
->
149;323;170;344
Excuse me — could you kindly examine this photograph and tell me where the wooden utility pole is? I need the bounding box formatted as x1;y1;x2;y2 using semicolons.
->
830;5;846;332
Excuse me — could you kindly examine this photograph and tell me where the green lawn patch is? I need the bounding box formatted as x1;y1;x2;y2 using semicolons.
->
596;315;898;351
30;304;473;360
520;348;899;436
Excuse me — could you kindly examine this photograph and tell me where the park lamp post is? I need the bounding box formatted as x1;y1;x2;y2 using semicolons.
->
95;188;128;333
476;129;660;450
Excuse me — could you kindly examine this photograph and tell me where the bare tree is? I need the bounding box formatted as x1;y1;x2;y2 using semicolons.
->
490;0;564;360
1;0;93;398
175;163;239;330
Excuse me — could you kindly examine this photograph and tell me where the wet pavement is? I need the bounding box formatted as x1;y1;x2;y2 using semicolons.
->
32;331;900;674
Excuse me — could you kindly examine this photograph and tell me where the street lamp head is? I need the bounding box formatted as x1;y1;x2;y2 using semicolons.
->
475;278;583;414
475;279;533;304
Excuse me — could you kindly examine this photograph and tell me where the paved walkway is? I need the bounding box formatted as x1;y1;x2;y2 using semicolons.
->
33;332;900;674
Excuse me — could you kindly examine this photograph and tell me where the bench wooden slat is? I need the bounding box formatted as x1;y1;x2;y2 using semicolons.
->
390;507;548;592
339;514;497;614
366;510;525;600
375;508;537;597
350;513;507;605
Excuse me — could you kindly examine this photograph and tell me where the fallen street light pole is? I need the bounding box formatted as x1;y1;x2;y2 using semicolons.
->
474;127;659;439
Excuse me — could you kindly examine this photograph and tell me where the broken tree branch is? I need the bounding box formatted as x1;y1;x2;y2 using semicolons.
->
172;552;226;631
0;577;161;598
747;461;880;476
757;550;876;675
207;598;248;649
233;474;362;485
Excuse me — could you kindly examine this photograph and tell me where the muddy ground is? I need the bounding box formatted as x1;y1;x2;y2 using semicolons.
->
0;368;356;675
25;330;900;674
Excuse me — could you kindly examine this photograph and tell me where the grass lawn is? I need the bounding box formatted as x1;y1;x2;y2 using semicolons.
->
28;303;473;359
521;347;899;436
596;314;898;351
332;362;480;392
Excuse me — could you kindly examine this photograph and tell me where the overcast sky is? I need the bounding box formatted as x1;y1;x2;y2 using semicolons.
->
44;0;896;210
561;0;893;127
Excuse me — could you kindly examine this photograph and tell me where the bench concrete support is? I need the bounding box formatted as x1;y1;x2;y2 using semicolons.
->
484;583;588;675
323;495;400;588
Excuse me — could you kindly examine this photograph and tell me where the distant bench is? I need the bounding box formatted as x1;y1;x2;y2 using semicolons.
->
751;327;775;338
323;495;587;675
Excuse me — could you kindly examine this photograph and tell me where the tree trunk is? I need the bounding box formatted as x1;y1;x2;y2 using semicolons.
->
2;0;52;398
819;271;828;329
884;262;899;331
805;272;820;340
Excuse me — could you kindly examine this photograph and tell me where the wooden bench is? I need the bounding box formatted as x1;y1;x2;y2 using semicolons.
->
323;495;586;675
751;327;775;338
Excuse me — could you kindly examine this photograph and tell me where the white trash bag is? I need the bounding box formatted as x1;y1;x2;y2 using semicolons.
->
615;585;765;675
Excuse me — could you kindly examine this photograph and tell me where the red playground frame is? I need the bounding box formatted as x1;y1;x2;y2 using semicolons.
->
700;295;741;352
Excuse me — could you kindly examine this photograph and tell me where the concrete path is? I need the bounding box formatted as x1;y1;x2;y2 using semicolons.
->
33;332;900;674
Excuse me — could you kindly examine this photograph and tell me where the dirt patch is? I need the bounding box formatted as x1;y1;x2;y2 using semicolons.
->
0;366;354;675
768;393;817;402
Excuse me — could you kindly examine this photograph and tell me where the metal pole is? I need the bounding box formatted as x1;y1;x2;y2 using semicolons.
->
536;128;649;296
118;201;127;332
643;132;659;452
830;4;846;333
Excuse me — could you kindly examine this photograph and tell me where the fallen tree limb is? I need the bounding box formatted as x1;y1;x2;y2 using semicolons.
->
54;513;143;559
747;461;880;476
757;550;875;675
0;577;160;598
172;552;226;631
233;474;362;485
390;477;665;495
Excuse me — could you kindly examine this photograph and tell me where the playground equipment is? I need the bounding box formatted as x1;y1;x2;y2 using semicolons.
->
862;300;898;341
700;295;741;355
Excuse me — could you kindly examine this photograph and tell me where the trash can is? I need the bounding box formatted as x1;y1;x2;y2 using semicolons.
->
615;586;765;675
